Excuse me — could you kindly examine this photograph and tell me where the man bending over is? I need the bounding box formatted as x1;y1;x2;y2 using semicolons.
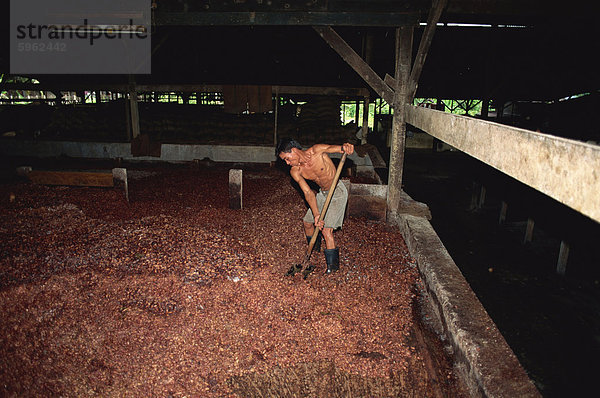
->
276;139;354;274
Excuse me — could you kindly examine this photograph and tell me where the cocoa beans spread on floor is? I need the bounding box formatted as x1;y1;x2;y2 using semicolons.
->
0;164;463;397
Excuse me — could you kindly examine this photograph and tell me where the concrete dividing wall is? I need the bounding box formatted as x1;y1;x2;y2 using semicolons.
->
0;140;376;169
393;213;541;398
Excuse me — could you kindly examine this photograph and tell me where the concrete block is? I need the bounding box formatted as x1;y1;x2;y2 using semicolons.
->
112;168;129;203
16;166;32;177
229;169;243;210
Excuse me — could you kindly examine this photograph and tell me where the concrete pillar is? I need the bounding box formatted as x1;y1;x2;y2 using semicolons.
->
112;168;129;203
229;169;243;210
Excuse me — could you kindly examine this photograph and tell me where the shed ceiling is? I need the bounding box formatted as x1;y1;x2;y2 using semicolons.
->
2;0;599;101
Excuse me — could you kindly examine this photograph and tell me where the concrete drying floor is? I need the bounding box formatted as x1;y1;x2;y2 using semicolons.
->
400;148;600;397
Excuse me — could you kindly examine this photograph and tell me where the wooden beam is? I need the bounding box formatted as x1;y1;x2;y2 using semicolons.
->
383;73;396;88
0;83;369;97
313;26;394;105
155;11;419;27
408;0;447;100
405;105;600;223
273;85;369;97
28;171;114;187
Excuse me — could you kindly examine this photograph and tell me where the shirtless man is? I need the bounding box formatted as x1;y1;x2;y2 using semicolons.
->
276;139;354;274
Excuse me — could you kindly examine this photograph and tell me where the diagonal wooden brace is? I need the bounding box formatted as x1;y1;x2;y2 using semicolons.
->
313;26;395;105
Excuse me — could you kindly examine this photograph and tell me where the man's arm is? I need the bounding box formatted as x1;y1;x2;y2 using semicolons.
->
311;143;355;155
291;167;320;220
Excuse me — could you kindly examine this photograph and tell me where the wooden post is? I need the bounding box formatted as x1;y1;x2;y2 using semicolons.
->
496;99;504;120
361;96;370;144
499;200;508;224
387;26;413;219
129;89;140;139
229;169;243;210
469;182;486;210
523;217;534;244
125;93;132;140
478;185;486;209
274;89;279;147
470;182;479;210
128;76;140;140
387;1;445;218
481;98;490;119
556;240;570;275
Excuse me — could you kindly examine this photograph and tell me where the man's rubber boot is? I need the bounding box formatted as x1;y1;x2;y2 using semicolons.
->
306;232;323;252
324;248;340;274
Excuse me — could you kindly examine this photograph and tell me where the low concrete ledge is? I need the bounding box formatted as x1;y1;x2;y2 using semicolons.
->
0;140;375;167
17;166;130;203
346;182;388;221
344;185;430;222
0;140;278;163
394;213;540;398
398;190;431;220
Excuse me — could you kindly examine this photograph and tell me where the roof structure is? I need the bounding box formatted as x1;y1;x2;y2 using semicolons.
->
2;0;599;101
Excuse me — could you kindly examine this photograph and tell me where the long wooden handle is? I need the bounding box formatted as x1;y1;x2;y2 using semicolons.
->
305;151;348;257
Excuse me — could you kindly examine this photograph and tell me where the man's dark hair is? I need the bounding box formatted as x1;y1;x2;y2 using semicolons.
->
276;138;302;156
